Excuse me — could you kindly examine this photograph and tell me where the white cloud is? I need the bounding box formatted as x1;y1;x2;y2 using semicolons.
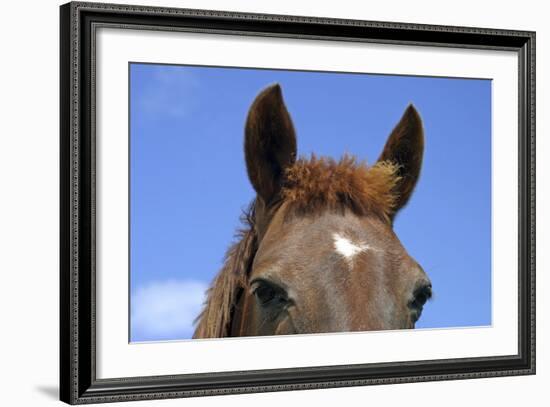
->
131;279;208;341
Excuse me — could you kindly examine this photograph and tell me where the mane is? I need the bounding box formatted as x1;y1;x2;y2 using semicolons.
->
192;205;257;338
193;154;400;338
283;154;401;222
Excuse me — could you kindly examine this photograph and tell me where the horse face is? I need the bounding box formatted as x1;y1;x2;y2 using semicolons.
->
231;84;431;336
241;206;432;335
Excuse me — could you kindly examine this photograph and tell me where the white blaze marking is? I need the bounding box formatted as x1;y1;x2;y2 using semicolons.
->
333;233;371;262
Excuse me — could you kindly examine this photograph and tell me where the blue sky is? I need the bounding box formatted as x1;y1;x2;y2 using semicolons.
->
129;63;492;342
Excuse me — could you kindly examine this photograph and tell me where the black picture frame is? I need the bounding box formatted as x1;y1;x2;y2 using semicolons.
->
60;1;536;404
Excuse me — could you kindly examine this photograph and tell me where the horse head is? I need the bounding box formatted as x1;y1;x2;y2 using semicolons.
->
194;84;431;338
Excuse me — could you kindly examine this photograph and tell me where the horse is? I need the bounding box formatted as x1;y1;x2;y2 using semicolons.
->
193;84;432;338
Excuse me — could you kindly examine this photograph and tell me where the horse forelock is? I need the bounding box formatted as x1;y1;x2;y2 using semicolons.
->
282;154;401;223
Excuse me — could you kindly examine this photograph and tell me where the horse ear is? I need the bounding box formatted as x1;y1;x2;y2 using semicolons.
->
245;84;297;205
377;104;424;216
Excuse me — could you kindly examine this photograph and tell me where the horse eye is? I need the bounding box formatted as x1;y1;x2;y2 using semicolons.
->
251;279;288;306
252;281;277;305
411;284;432;309
409;283;432;323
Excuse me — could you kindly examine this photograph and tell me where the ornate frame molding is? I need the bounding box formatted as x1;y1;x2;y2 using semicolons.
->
60;2;535;404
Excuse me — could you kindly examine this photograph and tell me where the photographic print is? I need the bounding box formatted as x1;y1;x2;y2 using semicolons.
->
60;3;534;403
129;64;492;342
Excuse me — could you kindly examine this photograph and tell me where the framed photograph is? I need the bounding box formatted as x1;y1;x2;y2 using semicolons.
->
60;1;535;404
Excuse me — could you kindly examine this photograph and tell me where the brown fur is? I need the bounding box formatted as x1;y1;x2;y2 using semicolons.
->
194;155;400;338
283;154;400;223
